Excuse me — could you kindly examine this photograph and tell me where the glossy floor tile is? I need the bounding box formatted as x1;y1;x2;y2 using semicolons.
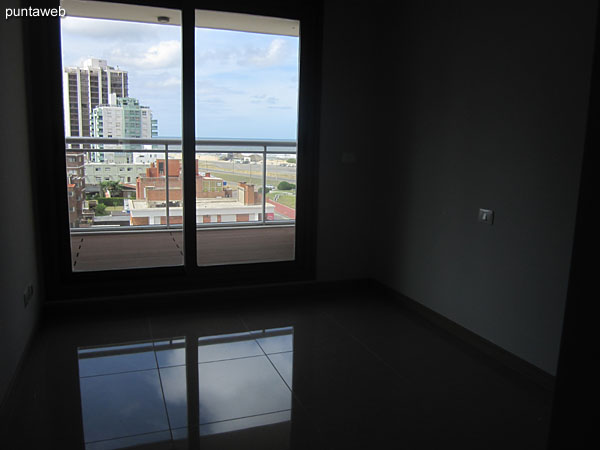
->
197;332;263;363
198;355;291;425
159;365;188;429
80;370;170;445
0;290;553;449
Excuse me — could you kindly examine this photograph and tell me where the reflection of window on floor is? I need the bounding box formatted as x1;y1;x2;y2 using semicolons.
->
77;339;187;448
77;327;293;448
197;327;294;436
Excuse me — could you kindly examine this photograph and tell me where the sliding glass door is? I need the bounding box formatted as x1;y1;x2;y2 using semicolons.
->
59;1;300;272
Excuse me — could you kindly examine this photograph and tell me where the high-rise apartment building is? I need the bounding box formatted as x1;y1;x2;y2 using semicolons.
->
62;58;128;138
89;94;158;166
62;59;129;227
91;95;157;142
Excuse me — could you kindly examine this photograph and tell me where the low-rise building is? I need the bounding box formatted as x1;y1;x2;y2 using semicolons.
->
85;162;150;185
66;152;94;227
129;160;274;225
128;197;275;225
136;160;234;201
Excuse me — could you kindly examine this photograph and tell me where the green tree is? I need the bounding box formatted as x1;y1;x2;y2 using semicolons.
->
277;181;296;190
286;158;296;164
100;180;123;197
95;203;108;216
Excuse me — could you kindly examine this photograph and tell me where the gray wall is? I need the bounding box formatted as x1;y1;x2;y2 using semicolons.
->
0;11;42;405
317;1;595;375
317;2;395;280
370;1;596;375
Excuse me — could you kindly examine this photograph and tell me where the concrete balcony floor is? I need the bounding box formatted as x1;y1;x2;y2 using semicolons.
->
71;225;295;271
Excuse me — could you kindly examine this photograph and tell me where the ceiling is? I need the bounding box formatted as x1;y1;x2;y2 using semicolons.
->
60;0;300;36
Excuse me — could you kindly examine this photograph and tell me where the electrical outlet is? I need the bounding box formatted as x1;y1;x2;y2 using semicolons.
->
478;208;494;225
23;283;34;308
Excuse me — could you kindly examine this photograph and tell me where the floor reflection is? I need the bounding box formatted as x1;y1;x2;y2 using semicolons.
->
77;327;294;449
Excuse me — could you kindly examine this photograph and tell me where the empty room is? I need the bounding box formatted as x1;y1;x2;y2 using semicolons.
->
0;0;593;449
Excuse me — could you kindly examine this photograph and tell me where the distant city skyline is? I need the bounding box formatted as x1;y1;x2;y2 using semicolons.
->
60;16;300;139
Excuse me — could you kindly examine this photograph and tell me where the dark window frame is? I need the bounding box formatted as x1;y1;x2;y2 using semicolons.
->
24;0;322;302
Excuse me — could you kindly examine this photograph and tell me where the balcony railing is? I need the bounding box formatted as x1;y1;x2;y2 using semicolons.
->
65;137;297;233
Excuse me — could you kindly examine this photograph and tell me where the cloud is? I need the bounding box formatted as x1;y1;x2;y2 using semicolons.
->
111;40;181;70
196;80;243;96
238;38;288;67
195;37;295;75
61;16;159;42
61;18;299;138
250;95;284;106
197;97;225;104
250;94;266;104
144;76;181;88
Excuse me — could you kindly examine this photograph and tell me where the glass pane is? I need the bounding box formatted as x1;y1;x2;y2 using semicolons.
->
195;148;264;225
194;10;299;266
60;1;182;271
266;153;297;221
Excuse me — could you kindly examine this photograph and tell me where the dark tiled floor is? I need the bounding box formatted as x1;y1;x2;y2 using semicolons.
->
0;289;553;449
70;226;295;271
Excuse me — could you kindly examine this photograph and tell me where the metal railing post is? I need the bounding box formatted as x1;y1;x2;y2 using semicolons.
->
262;145;267;224
165;144;170;228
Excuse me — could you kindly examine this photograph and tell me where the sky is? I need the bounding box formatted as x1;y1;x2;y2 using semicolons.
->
60;16;300;139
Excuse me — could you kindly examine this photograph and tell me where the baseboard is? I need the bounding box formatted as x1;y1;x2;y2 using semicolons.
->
371;280;556;392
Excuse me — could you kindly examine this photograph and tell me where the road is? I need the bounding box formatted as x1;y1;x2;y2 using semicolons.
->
196;159;297;183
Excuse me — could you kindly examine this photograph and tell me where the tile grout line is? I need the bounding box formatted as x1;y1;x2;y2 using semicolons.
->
199;408;292;427
237;314;306;411
148;317;175;443
252;333;293;392
199;353;264;365
85;427;172;445
237;312;331;440
80;366;159;379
